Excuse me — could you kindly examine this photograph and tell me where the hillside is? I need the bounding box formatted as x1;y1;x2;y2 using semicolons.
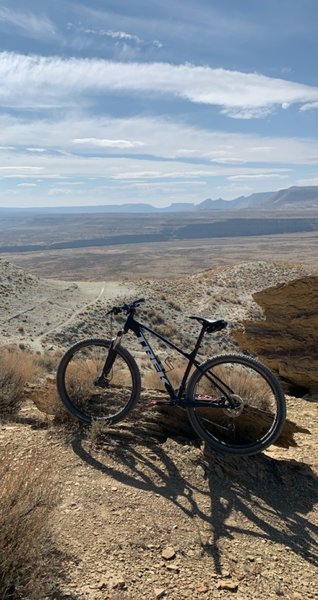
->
265;186;318;208
0;259;317;599
0;258;312;353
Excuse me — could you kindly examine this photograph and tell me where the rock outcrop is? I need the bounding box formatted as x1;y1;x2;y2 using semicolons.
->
234;276;318;393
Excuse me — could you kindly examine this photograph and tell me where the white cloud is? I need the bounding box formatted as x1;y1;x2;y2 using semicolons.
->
102;29;142;43
300;102;318;112
210;157;244;164
296;176;318;186
0;166;43;172
48;187;75;196
26;147;46;152
73;138;144;148
66;22;161;49
220;107;273;120
228;174;289;181
2;52;318;116
0;147;294;186
1;114;318;169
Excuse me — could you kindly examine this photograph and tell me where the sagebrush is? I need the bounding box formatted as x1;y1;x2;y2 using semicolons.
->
0;446;59;599
0;346;40;419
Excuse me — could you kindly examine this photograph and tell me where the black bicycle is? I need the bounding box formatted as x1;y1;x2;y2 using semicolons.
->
56;298;286;455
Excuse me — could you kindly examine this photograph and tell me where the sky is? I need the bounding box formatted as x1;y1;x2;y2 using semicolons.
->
0;0;318;208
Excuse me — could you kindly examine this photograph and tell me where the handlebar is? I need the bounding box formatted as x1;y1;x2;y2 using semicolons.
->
107;298;145;316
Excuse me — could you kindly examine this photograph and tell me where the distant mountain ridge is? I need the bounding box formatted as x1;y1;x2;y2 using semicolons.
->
198;192;273;210
1;185;318;214
264;186;318;208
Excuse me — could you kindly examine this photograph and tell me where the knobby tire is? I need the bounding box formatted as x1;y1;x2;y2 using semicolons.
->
186;353;286;455
56;338;141;424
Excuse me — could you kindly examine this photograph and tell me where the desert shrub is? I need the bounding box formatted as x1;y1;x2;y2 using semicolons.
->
0;447;59;599
0;346;41;420
167;300;182;311
34;348;63;373
25;372;74;425
156;323;178;338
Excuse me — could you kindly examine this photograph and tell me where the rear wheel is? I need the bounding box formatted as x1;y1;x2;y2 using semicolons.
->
57;339;141;424
186;354;286;455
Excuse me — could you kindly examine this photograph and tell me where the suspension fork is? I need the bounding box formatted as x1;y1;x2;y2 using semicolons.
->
94;330;123;386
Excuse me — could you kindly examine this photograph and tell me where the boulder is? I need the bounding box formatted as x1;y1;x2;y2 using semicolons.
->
233;276;318;392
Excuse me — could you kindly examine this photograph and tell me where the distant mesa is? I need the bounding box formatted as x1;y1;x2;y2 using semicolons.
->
0;185;318;214
263;185;318;208
197;192;272;210
1;185;318;254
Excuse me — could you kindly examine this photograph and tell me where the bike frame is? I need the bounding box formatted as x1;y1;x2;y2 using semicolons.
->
107;310;235;408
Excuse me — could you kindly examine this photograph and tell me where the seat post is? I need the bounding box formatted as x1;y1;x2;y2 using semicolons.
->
192;324;206;357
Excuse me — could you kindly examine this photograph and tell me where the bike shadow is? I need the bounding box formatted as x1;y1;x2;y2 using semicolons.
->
203;450;318;573
71;425;317;575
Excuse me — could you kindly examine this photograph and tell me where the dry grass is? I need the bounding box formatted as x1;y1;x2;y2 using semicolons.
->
193;362;278;444
0;346;41;420
0;446;59;599
198;363;274;411
0;345;74;426
35;348;63;373
142;358;191;391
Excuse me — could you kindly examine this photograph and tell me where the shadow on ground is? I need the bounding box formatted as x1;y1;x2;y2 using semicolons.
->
70;424;318;574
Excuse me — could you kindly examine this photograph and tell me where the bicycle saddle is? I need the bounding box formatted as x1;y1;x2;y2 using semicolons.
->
189;316;227;333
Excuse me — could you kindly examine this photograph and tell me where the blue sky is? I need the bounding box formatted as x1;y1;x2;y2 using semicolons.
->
0;0;318;207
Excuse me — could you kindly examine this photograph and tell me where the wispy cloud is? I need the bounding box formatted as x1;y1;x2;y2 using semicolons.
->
26;147;46;153
1;114;318;167
228;173;289;181
73;138;144;148
66;22;162;49
0;7;56;39
297;176;318;186
2;52;318;116
300;101;318;112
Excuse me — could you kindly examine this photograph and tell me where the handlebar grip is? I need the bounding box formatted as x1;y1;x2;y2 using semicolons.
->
107;298;146;317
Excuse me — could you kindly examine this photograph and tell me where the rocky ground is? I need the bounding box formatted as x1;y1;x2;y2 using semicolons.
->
0;258;312;357
1;393;317;600
0;257;317;599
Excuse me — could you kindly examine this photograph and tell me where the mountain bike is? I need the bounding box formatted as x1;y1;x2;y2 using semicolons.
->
56;298;286;455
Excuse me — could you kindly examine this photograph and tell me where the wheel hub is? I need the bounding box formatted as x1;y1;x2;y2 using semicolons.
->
223;394;244;417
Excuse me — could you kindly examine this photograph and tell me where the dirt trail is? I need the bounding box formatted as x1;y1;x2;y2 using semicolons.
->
29;282;124;351
0;264;136;350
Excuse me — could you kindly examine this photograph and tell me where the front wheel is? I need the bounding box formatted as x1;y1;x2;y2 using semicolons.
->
186;354;286;456
56;339;141;424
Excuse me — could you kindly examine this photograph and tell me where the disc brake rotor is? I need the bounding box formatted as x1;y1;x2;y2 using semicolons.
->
223;394;244;417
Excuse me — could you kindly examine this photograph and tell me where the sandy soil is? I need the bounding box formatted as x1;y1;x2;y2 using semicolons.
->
0;257;317;599
1;393;317;600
